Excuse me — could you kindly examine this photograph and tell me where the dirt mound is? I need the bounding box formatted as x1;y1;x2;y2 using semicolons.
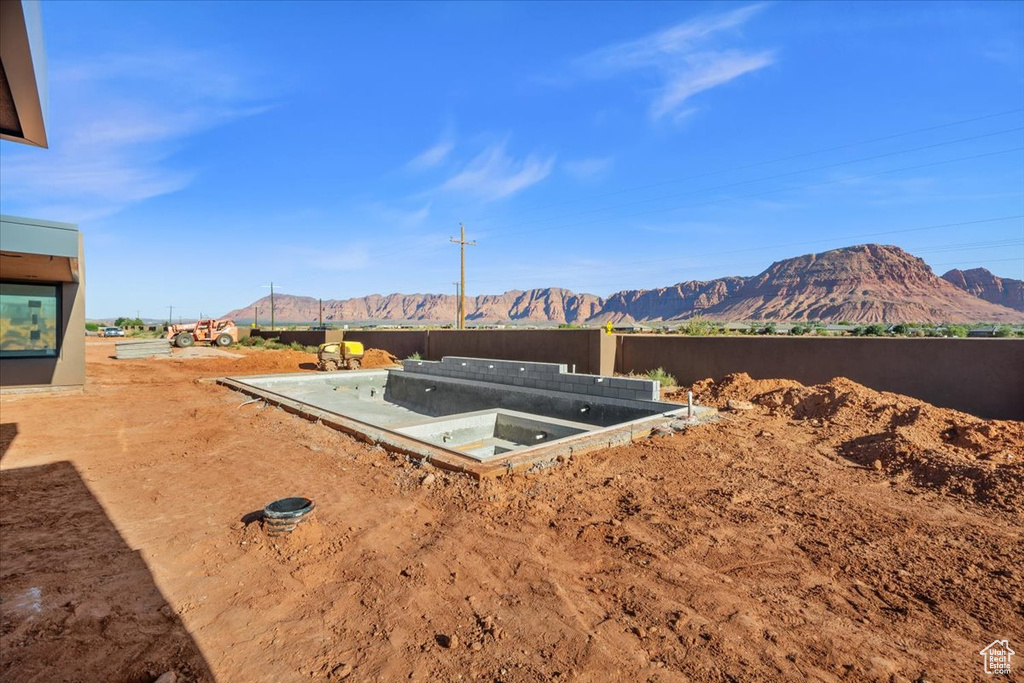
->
360;348;399;369
752;377;1024;510
179;348;317;375
685;372;802;408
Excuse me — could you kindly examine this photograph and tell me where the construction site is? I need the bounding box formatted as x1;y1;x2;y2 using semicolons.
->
2;1;1022;680
1;335;1021;682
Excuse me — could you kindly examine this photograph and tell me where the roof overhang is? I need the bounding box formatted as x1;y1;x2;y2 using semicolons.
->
0;0;48;148
0;215;79;283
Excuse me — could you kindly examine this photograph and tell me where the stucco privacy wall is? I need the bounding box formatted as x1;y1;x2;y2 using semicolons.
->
425;329;612;375
616;336;1024;420
344;330;428;360
340;329;611;375
249;329;343;345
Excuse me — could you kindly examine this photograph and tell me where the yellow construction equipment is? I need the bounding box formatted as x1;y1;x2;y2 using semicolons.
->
316;341;364;371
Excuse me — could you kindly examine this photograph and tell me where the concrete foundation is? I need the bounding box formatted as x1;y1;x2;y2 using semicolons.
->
219;357;715;477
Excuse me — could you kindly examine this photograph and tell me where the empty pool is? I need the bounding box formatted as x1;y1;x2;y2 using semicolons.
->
219;356;715;476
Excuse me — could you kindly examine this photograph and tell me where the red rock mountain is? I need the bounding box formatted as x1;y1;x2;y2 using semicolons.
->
223;244;1024;324
941;268;1024;312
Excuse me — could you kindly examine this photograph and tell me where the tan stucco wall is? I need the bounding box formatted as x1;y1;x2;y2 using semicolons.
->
617;335;1024;420
0;234;85;390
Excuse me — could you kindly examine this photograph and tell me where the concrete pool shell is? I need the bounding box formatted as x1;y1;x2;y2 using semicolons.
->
218;356;716;478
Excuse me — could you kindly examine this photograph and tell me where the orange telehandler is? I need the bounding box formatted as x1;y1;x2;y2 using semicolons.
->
166;319;239;348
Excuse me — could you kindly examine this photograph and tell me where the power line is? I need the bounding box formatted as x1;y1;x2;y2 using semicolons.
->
443;217;1024;289
466;107;1024;221
384;144;1023;267
471;126;1024;236
370;118;1024;266
490;147;1024;240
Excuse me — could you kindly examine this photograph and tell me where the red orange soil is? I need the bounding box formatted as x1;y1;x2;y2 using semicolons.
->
1;343;1021;682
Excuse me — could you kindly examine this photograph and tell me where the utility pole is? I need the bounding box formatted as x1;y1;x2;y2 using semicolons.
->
254;306;259;328
168;305;173;327
261;282;278;331
449;223;476;330
319;298;323;328
453;282;461;328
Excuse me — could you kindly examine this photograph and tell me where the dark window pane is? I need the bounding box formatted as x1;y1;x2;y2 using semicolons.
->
0;283;59;358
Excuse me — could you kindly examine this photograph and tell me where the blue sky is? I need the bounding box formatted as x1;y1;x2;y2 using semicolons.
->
1;0;1022;320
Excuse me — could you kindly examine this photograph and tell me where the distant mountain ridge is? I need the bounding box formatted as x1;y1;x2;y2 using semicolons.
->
223;244;1024;324
941;268;1024;312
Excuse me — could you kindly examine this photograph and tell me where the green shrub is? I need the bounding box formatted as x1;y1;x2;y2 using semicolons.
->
995;326;1013;338
407;351;422;361
947;325;968;338
681;316;715;336
85;322;100;332
645;367;676;388
864;324;886;337
891;323;909;336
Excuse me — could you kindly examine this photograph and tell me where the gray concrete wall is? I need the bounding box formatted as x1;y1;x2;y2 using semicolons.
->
386;372;668;428
617;336;1024;420
404;356;659;401
0;234;85;390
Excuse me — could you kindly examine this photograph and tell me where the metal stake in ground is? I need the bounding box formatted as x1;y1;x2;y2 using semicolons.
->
450;223;475;330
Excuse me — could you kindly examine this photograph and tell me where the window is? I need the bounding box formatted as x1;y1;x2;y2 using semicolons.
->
0;283;60;358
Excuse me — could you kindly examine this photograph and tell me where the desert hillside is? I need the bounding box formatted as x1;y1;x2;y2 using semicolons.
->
223;244;1024;324
942;267;1024;312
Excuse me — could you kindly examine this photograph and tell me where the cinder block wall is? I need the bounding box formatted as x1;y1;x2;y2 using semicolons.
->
404;356;658;401
617;336;1024;420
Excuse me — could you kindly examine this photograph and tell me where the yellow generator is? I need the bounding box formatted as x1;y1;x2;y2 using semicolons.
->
317;341;364;371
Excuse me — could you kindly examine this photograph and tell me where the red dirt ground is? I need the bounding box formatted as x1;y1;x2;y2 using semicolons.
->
1;343;1021;682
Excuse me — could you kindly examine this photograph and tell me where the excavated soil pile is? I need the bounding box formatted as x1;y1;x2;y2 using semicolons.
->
685;372;802;407
360;348;400;368
684;373;1024;511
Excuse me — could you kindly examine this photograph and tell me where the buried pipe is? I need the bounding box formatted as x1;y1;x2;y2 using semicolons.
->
263;497;316;536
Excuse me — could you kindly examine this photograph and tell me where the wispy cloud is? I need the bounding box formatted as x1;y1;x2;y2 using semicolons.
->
408;140;454;170
562;156;613;181
367;201;432;230
0;48;269;222
297;244;372;272
577;4;774;120
440;141;555;201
